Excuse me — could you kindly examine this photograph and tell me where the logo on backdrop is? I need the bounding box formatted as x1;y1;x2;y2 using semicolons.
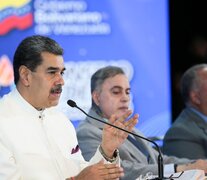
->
0;0;33;35
0;55;14;87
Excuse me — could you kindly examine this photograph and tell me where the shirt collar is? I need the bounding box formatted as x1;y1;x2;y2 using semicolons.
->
11;88;46;118
189;107;207;123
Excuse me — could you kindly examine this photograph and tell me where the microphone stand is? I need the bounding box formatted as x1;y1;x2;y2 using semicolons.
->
67;100;164;180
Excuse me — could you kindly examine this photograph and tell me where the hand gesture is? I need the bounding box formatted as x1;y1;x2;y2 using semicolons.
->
101;110;138;158
72;159;124;180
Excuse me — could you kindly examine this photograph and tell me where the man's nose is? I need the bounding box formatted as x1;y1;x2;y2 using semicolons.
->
55;74;65;86
121;93;130;102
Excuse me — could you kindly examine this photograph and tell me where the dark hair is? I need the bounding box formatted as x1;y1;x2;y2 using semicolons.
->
180;63;207;104
13;35;64;85
91;66;125;113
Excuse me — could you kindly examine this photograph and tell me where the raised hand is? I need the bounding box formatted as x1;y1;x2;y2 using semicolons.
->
101;110;138;158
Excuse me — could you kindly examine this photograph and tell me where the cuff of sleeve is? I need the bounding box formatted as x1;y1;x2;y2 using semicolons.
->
99;145;119;163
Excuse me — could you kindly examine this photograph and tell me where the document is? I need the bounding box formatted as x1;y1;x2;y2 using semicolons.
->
136;169;205;180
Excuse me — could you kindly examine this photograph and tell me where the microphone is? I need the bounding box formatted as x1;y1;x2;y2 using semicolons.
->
67;99;164;180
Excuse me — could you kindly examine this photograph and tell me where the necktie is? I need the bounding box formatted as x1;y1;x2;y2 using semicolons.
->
127;135;150;162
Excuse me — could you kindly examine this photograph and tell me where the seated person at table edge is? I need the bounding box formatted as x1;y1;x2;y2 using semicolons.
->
76;66;207;180
163;64;207;159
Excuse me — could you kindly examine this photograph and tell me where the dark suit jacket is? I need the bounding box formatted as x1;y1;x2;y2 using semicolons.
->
76;108;190;180
163;107;207;159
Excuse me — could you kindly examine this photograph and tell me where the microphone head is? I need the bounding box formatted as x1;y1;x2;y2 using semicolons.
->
67;99;77;108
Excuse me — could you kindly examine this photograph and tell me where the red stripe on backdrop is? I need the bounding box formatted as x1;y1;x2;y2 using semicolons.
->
0;13;33;35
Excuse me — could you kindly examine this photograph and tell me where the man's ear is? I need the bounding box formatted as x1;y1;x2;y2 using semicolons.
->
92;91;100;106
19;65;31;87
190;91;200;105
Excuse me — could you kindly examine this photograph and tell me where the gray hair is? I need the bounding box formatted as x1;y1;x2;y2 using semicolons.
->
91;66;125;114
180;63;207;104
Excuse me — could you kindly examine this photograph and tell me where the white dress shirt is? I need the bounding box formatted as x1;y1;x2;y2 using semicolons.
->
0;88;119;180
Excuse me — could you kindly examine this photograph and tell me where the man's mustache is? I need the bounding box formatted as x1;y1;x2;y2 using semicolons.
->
50;84;62;93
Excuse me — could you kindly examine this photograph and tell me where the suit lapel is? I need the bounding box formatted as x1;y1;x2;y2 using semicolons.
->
186;108;207;135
